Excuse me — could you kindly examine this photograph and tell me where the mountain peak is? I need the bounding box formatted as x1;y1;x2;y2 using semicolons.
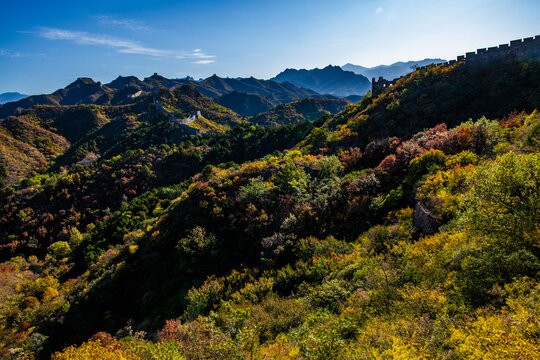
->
106;76;144;90
0;92;28;104
173;84;204;98
66;77;96;88
147;73;168;81
116;75;140;81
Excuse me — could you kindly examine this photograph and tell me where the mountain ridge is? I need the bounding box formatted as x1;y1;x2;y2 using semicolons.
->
0;74;326;118
271;65;371;96
342;58;446;80
0;92;28;104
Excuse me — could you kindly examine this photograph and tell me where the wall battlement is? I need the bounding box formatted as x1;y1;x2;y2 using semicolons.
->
371;76;400;95
372;35;540;95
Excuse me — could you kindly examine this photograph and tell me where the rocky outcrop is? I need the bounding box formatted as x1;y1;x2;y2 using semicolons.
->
414;201;439;235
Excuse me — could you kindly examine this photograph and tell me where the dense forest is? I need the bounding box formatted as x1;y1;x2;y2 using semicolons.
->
0;55;539;359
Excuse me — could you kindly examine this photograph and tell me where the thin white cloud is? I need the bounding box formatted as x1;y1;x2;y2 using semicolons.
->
0;49;23;58
191;49;215;59
38;28;168;56
34;28;216;61
375;7;383;15
0;48;44;58
96;15;151;32
194;60;215;64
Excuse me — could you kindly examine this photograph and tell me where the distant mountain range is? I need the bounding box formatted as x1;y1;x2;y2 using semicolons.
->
0;92;28;104
104;73;323;105
271;65;371;97
342;58;446;80
0;59;450;116
0;78;136;118
0;59;449;119
0;74;327;119
197;75;323;104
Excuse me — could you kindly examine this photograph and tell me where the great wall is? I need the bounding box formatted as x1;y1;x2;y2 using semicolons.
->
154;96;203;135
372;35;540;94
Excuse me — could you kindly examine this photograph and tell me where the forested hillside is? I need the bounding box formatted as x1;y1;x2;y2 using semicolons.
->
0;55;539;359
250;98;350;126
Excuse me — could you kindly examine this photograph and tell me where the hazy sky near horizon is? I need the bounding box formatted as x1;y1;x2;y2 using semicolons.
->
1;0;539;94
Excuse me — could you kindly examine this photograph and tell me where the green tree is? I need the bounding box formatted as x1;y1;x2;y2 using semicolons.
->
48;241;72;258
462;151;540;244
318;156;343;179
457;152;540;304
274;161;311;195
176;226;218;258
240;176;273;203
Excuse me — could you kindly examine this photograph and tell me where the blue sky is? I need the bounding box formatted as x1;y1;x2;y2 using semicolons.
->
0;0;538;94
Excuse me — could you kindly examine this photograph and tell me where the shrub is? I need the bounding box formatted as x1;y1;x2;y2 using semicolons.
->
48;241;71;258
445;150;478;168
408;149;447;186
462;151;540;243
240;176;273;203
176;226;218;258
274;161;311;195
248;297;307;342
318;156;343;179
55;340;132;360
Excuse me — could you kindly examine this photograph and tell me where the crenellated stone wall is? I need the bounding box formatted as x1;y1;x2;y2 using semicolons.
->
372;35;540;94
371;76;400;95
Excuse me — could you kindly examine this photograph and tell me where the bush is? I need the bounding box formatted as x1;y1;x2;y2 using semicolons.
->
274;161;311;195
55;340;131;360
240;176;273;203
462;151;540;243
48;241;71;258
318;156;343;179
408;149;447;186
445;150;478;168
176;226;218;258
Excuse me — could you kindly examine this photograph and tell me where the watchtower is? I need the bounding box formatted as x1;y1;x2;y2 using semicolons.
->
371;77;395;95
